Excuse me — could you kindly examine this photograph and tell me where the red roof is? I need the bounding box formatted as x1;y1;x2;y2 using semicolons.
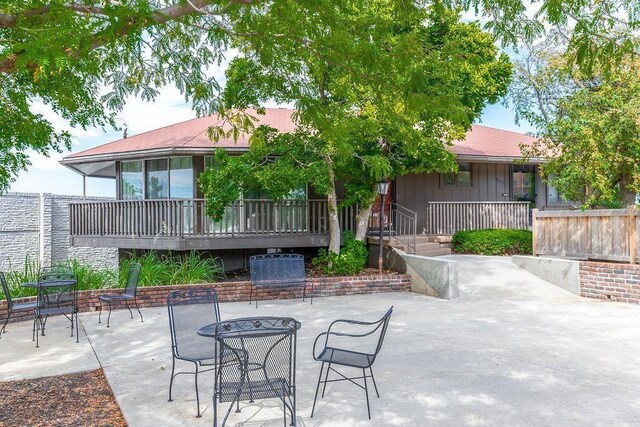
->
63;108;536;161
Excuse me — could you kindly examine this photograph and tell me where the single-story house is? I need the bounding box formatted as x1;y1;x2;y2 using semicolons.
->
60;108;565;266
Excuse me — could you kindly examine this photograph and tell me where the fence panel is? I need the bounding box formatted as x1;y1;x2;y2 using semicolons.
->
533;207;639;262
425;201;531;235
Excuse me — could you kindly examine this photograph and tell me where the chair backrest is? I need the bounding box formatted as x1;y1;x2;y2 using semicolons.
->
167;288;221;359
214;317;297;404
0;272;13;309
373;306;393;357
123;263;142;297
37;268;77;313
249;254;305;286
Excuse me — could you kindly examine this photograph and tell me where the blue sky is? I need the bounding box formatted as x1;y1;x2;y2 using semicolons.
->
9;89;535;198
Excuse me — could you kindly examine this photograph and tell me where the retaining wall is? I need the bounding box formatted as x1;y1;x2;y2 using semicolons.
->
580;261;640;304
0;193;118;272
0;274;411;324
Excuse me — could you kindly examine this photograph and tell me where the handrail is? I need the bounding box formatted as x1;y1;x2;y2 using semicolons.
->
367;202;418;254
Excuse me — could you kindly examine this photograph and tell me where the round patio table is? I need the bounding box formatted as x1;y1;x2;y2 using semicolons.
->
22;279;77;289
197;317;302;339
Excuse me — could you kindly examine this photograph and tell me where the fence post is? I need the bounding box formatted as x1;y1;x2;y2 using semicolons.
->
532;208;539;256
628;205;637;264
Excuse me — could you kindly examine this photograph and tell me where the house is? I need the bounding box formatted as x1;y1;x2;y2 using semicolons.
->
60;108;562;266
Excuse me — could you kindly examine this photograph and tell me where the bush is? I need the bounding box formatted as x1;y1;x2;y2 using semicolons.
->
452;229;532;256
312;232;368;276
119;251;225;286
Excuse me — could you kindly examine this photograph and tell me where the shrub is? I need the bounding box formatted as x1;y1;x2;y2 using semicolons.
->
312;232;368;276
119;251;224;286
452;229;532;256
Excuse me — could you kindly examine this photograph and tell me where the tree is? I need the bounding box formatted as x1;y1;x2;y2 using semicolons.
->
200;6;512;253
1;1;638;192
521;58;640;207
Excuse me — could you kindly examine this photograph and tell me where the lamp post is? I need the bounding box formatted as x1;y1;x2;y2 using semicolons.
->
377;180;390;274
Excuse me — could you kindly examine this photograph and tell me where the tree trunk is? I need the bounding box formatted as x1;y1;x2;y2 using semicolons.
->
620;174;637;207
355;203;373;241
326;161;341;254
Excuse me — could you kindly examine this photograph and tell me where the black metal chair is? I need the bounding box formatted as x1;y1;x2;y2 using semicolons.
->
98;263;142;327
311;307;393;420
0;272;38;339
167;288;224;418
34;268;79;348
249;254;311;308
213;317;298;427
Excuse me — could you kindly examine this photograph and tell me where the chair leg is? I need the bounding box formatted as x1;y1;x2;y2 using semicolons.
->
134;299;143;322
168;357;176;402
321;363;331;398
194;363;201;418
0;311;10;337
75;312;79;343
124;300;134;319
310;362;325;418
369;366;380;398
98;300;102;323
213;391;218;427
32;316;37;342
363;368;371;420
106;301;113;327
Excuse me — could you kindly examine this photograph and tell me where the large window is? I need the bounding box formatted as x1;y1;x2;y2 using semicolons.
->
441;162;472;189
121;161;143;200
146;159;169;199
169;157;194;198
513;164;536;202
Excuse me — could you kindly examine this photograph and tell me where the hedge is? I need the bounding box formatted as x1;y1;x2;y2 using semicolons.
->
452;229;532;256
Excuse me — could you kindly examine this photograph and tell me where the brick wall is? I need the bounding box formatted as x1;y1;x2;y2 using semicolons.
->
580;261;640;304
0;274;411;324
0;193;118;272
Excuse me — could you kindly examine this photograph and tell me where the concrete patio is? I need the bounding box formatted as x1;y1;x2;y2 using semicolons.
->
2;255;640;426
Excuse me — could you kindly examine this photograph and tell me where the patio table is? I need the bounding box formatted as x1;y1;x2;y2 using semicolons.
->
22;278;78;340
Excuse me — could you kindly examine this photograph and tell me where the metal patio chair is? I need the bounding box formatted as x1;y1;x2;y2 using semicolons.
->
167;288;226;418
311;307;393;420
0;272;38;339
249;254;310;308
212;317;299;427
34;268;79;348
98;263;142;327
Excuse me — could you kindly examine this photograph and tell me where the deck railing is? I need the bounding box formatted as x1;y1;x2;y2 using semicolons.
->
425;201;531;235
69;199;358;238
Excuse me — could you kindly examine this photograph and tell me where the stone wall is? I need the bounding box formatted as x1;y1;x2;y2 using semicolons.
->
0;193;118;272
0;274;411;324
580;261;640;304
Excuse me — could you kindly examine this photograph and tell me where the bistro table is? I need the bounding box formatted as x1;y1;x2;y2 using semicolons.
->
22;277;78;344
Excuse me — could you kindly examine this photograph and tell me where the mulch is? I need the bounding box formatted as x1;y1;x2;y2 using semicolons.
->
0;369;127;427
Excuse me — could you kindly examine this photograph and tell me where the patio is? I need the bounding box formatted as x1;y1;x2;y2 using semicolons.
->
2;256;640;426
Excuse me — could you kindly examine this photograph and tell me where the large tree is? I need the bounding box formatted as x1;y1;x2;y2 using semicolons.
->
200;6;511;252
1;0;638;192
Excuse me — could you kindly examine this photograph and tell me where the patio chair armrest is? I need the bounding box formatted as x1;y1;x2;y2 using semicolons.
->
328;318;379;332
312;330;375;359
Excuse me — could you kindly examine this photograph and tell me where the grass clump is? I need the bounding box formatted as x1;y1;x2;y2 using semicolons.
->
452;229;532;256
119;251;224;286
312;232;368;276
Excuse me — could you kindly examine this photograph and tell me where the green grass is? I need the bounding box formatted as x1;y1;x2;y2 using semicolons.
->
452;228;533;256
1;251;225;301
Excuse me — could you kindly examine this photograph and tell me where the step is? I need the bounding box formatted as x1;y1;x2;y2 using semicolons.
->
415;247;452;257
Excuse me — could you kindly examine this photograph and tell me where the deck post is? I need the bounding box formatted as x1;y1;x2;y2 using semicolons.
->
532;208;539;257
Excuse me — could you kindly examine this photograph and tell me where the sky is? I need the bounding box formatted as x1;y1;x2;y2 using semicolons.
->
9;81;536;198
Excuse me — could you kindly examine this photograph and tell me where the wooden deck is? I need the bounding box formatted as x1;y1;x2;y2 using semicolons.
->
69;199;358;250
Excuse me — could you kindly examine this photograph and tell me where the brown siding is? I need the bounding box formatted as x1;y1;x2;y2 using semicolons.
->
395;163;511;232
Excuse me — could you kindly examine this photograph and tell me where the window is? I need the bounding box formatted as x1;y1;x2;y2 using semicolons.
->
441;162;472;189
169;157;194;199
546;174;568;205
513;164;536;202
121;161;143;200
146;159;169;199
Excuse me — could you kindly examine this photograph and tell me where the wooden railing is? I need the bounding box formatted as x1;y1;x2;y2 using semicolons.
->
533;207;639;263
425;201;531;235
69;199;358;238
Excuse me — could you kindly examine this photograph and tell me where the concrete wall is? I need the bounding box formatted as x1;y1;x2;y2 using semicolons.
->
0;193;118;272
512;255;580;295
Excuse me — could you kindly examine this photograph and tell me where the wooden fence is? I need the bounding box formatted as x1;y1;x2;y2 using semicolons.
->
532;207;639;263
425;201;531;235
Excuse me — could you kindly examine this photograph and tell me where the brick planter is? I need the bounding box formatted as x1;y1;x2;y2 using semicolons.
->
0;274;411;324
580;261;640;304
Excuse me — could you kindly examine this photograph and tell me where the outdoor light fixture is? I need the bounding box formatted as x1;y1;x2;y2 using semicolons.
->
377;180;390;274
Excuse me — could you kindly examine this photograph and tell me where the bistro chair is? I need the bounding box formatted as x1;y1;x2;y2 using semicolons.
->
167;288;224;418
34;267;79;348
0;272;38;339
311;307;393;420
213;317;298;427
98;263;142;327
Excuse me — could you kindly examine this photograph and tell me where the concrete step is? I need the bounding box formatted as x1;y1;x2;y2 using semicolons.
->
415;242;443;251
415;247;452;257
